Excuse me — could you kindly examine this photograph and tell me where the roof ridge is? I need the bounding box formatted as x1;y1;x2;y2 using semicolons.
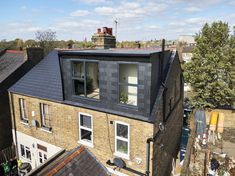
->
46;146;85;176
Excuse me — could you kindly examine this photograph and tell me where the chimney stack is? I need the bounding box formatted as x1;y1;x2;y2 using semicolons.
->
26;47;44;65
91;27;116;49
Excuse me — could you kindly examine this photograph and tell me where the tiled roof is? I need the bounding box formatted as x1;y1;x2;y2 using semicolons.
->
0;50;26;83
9;50;63;102
36;146;110;176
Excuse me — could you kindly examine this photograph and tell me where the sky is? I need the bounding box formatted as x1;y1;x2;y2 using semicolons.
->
1;0;235;41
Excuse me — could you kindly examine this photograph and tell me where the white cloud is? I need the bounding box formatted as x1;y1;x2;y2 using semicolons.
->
94;1;167;20
184;6;201;12
72;0;108;4
70;10;90;17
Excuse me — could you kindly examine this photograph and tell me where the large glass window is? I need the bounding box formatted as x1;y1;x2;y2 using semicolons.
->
119;64;138;106
115;122;129;158
40;103;51;130
79;113;93;146
72;61;99;99
19;98;28;123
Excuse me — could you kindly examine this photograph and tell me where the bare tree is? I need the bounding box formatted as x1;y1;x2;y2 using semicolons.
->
35;30;57;55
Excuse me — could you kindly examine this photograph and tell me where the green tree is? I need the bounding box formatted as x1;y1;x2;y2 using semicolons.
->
183;21;235;108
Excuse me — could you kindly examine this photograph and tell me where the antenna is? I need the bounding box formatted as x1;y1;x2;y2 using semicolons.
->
114;18;119;39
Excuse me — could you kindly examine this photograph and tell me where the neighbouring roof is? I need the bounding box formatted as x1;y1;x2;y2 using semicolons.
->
58;48;162;57
9;50;63;102
178;35;196;44
0;50;26;83
34;146;110;176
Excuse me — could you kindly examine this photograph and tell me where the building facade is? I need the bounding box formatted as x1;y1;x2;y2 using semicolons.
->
0;48;43;151
9;49;183;176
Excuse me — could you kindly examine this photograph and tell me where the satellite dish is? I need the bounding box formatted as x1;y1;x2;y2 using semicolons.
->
113;158;126;168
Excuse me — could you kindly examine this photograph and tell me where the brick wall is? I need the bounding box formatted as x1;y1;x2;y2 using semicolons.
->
11;93;154;175
151;55;183;176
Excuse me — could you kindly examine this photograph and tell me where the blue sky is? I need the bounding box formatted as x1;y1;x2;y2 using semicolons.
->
1;0;235;41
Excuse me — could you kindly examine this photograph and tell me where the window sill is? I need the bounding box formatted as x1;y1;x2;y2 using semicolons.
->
72;95;100;102
20;121;29;126
40;127;53;133
114;152;130;160
78;140;94;148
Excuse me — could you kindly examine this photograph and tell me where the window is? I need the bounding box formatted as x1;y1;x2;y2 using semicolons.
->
20;144;31;161
40;103;51;130
119;64;138;106
79;113;93;146
38;151;47;164
72;61;99;99
115;122;130;159
19;98;28;123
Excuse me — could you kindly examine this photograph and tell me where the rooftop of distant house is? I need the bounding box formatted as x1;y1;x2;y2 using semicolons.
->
29;146;110;176
0;49;26;83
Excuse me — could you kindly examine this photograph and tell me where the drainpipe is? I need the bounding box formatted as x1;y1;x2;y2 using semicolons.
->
146;138;154;176
145;127;164;176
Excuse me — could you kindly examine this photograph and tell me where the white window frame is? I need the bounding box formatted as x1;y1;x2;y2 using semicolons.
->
20;144;31;161
78;112;93;147
114;121;130;160
40;103;51;130
38;150;47;165
19;98;28;122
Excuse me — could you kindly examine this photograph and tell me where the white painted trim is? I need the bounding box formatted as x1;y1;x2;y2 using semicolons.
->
106;167;129;176
40;128;53;134
114;121;130;160
78;112;93;146
20;121;29;126
77;140;94;148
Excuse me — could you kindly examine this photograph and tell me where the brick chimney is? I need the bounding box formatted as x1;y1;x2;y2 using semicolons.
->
91;27;116;49
26;47;44;65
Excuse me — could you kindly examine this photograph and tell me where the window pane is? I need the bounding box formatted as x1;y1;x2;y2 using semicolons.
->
117;123;128;138
80;114;91;128
86;62;99;99
119;64;137;84
119;85;137;106
26;147;31;160
116;139;128;154
20;144;25;157
81;129;92;142
73;62;84;79
20;99;27;120
74;80;85;96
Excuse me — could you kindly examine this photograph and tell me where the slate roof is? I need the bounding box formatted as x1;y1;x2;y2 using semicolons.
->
35;146;110;176
9;50;63;102
0;50;26;83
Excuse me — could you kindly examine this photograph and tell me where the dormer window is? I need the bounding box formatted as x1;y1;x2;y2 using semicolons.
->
72;61;99;99
119;64;138;106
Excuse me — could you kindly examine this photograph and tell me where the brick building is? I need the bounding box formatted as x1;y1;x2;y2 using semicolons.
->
9;47;183;175
0;48;43;151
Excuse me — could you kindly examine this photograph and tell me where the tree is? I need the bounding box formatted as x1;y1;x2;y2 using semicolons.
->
35;30;57;55
183;21;235;109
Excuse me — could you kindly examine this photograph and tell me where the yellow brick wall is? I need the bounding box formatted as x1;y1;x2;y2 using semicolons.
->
11;93;154;175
